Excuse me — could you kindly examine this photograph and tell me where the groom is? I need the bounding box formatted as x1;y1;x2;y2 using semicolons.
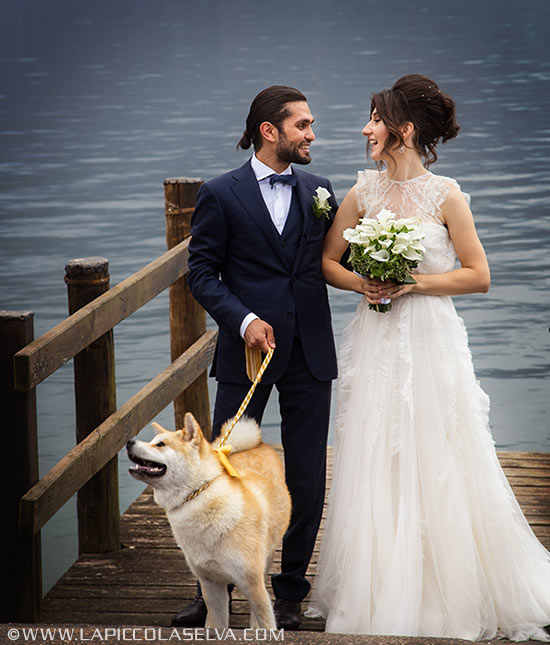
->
174;85;338;630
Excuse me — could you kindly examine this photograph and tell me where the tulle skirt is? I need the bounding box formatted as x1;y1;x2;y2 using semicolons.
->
307;295;550;641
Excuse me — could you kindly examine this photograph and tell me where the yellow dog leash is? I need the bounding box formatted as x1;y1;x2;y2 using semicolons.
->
214;346;274;477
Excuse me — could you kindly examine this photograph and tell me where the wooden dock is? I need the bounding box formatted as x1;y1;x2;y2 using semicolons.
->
30;448;549;643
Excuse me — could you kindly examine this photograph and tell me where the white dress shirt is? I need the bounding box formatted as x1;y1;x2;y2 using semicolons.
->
251;154;294;234
239;155;294;339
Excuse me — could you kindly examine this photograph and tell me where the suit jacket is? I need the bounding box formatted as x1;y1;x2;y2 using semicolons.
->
187;159;338;384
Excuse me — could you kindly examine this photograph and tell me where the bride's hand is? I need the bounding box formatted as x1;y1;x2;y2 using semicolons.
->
361;277;414;304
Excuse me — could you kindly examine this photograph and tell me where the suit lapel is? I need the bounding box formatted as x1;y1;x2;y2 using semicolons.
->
230;161;289;268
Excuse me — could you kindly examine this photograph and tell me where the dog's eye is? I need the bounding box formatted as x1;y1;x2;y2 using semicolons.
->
156;441;165;448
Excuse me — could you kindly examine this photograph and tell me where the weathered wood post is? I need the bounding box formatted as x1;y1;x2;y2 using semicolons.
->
65;258;119;554
0;311;42;621
164;178;212;438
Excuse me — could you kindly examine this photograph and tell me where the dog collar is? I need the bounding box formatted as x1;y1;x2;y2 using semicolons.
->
182;479;213;505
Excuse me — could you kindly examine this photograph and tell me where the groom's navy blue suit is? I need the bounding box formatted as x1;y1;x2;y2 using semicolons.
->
188;159;338;602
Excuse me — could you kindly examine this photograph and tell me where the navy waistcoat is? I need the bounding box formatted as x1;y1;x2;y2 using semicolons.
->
279;190;304;270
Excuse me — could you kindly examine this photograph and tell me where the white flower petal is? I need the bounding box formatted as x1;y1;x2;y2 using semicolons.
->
315;187;331;201
395;232;411;244
369;249;391;262
410;240;426;252
409;228;426;241
342;228;357;242
403;247;424;261
392;243;407;254
376;208;396;224
357;233;374;244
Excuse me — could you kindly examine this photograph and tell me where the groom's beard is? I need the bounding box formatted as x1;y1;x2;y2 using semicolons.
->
276;131;312;165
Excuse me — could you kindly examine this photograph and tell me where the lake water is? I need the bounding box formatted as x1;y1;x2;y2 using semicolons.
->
1;0;549;593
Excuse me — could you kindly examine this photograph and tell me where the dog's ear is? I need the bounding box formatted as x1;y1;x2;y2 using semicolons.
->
151;421;169;435
182;412;203;446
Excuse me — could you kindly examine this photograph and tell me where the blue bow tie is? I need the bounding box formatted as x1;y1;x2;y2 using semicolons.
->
269;173;297;188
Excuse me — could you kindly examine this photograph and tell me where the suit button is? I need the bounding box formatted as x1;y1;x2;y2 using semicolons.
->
291;277;296;282
287;312;294;319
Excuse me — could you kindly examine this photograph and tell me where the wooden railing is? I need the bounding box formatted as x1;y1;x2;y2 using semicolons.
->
0;178;216;622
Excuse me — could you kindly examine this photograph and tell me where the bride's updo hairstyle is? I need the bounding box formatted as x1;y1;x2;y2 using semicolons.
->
370;74;460;167
237;85;308;151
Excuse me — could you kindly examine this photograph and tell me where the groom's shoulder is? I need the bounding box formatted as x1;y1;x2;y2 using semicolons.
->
203;161;251;191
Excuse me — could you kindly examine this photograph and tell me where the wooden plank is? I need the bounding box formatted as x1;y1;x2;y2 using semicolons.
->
498;457;550;467
42;598;270;621
498;451;549;461
19;330;217;536
46;584;201;599
506;477;550;486
39;612;259;629
13;240;190;391
505;469;550;478
507;487;550;499
47;585;269;607
42;597;210;613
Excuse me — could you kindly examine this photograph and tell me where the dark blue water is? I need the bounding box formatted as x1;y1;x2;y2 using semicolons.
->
1;0;549;592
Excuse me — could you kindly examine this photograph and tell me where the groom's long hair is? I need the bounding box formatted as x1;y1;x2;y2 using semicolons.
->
237;85;307;151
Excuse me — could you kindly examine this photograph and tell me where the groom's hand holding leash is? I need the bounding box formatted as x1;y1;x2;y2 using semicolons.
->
244;319;276;353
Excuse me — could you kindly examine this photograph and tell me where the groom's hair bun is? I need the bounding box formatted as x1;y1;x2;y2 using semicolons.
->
237;85;308;151
238;129;253;150
370;74;460;167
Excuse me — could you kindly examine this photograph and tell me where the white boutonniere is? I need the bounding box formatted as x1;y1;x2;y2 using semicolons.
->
312;186;332;219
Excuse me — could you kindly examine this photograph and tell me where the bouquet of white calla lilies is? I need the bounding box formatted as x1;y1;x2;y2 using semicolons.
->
343;208;426;312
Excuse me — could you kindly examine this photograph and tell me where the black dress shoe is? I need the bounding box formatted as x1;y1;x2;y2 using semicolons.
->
273;598;301;630
171;592;207;627
171;590;232;627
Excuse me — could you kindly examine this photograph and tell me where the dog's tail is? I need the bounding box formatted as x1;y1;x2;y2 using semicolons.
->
216;416;262;453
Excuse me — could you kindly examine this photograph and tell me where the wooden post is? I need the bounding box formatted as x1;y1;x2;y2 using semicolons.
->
0;311;42;621
65;258;119;554
164;177;212;438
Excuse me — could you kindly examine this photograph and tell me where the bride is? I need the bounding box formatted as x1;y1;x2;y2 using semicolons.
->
307;74;550;641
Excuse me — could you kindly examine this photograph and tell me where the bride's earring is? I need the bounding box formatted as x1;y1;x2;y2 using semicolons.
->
399;143;405;153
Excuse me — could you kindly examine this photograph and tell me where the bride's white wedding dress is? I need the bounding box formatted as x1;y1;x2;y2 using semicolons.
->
307;170;550;641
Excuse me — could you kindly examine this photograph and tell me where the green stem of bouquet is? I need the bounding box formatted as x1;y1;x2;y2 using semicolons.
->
366;274;417;314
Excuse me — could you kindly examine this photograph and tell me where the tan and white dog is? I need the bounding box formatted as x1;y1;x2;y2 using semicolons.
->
126;413;291;629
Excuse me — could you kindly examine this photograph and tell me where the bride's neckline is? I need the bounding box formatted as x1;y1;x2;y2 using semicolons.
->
382;170;431;184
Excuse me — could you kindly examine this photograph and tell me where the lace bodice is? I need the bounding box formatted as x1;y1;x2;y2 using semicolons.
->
355;169;468;274
355;169;467;225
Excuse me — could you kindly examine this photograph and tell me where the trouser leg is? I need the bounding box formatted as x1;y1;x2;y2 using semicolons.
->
271;338;332;602
212;380;273;440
